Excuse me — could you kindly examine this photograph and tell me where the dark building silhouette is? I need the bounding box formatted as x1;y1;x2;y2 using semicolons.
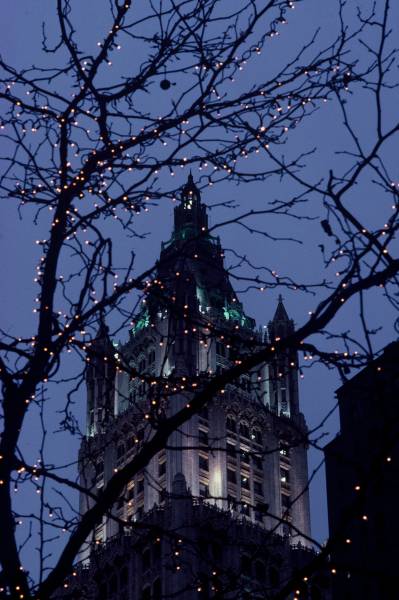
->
67;176;329;599
324;341;399;599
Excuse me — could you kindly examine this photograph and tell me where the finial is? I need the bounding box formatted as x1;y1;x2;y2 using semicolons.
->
278;294;284;303
187;170;194;185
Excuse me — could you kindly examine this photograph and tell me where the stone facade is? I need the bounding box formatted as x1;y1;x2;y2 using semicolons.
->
71;175;325;599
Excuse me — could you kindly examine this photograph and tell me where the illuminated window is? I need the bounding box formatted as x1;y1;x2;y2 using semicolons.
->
240;449;250;465
241;475;250;490
279;443;290;457
280;468;289;485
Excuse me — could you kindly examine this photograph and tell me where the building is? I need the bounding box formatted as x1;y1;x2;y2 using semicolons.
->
69;175;327;599
324;341;399;599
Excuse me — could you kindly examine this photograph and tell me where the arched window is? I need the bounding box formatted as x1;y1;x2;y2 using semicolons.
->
239;422;250;439
252;429;263;445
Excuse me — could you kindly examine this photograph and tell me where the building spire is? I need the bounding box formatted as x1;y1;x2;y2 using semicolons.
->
181;171;201;205
95;311;109;340
273;294;290;322
172;173;208;240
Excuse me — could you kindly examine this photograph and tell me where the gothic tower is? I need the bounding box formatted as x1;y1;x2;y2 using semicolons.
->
76;175;317;599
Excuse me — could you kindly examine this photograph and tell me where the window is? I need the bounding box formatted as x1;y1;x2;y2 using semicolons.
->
199;482;209;498
199;455;209;472
199;429;208;446
199;406;208;420
137;479;144;494
227;494;236;510
226;443;236;458
280;468;289;485
241;503;250;516
241;475;250;490
253;429;263;445
226;417;236;432
227;469;237;484
240;450;250;465
159;461;166;477
254;481;263;496
240;423;250;439
148;349;156;364
252;454;263;470
279;443;290;457
254;510;264;522
281;494;290;510
281;388;288;412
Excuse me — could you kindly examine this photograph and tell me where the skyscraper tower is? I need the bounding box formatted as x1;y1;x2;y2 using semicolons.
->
76;175;318;599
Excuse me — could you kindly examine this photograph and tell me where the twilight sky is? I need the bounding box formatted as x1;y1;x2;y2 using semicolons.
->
1;0;398;578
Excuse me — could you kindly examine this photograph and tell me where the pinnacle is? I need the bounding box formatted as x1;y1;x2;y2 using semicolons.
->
273;294;290;322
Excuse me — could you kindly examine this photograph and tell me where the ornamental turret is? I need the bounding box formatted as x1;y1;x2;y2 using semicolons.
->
173;172;208;241
85;318;116;436
267;295;300;418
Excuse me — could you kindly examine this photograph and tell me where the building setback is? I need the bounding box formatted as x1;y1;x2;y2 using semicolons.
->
324;341;399;599
65;175;329;599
